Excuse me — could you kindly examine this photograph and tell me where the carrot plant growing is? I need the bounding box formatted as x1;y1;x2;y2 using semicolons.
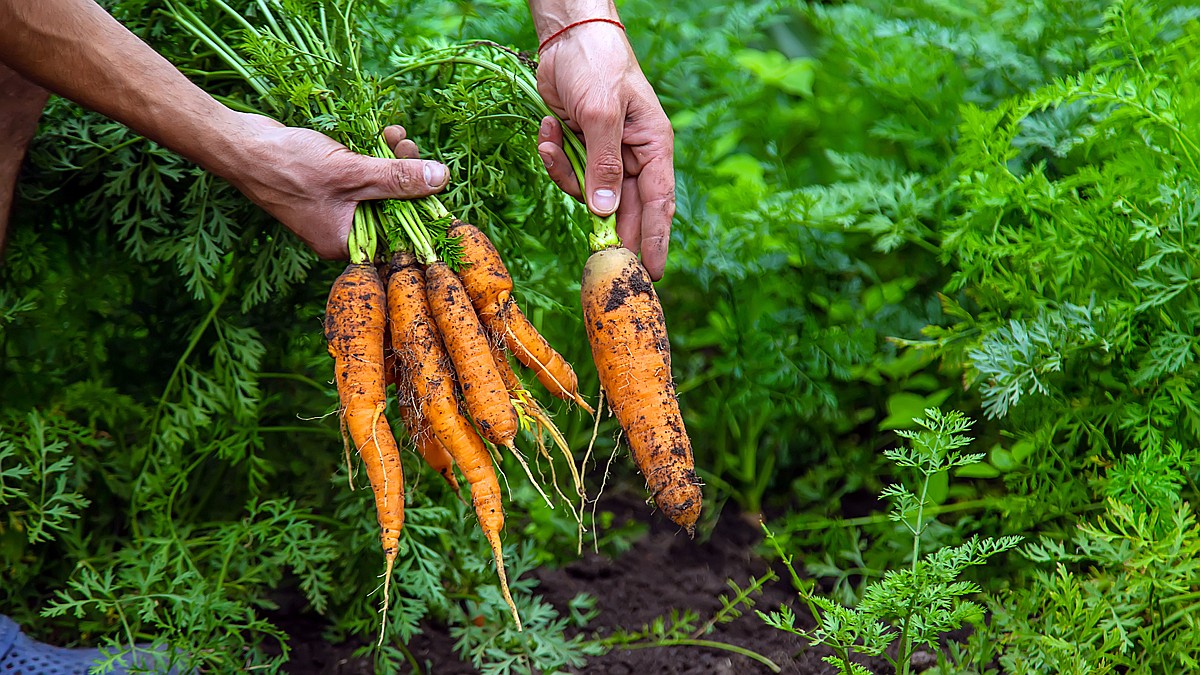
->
760;410;1021;675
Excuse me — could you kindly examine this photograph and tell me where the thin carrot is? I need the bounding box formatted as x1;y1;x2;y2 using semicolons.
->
386;251;521;629
425;260;519;448
486;299;594;414
398;402;461;495
488;335;521;392
580;247;702;535
324;262;405;620
448;221;592;413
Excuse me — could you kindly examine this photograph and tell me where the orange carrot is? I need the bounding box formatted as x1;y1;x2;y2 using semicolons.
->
448;220;512;318
324;263;405;611
488;335;521;393
386;251;521;628
447;221;592;413
425;260;519;448
580;247;702;535
384;344;398;389
486;299;593;414
398;402;461;495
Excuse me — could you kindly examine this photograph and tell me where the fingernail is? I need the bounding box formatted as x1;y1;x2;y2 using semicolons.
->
592;189;617;213
424;162;447;187
539;152;554;170
540;118;552;137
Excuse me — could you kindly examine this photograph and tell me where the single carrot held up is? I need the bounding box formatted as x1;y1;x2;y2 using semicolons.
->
325;262;405;613
581;247;702;535
386;250;521;629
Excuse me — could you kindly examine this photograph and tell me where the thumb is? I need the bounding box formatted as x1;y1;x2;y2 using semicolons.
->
346;156;449;201
580;103;627;216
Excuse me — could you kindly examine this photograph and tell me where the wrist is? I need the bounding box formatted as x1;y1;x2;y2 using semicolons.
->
529;0;620;41
186;109;268;184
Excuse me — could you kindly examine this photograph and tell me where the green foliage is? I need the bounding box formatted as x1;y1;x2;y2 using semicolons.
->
761;410;1021;675
2;0;600;671
10;0;1200;670
981;446;1200;673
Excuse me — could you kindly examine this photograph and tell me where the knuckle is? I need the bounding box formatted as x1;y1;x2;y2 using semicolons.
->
581;98;623;126
645;190;677;216
389;162;421;193
591;156;624;183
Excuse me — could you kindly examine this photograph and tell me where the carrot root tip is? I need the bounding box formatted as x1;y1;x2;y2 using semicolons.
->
573;393;596;416
486;532;522;632
378;554;396;646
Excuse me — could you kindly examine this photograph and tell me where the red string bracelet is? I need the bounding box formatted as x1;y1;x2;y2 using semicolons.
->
538;17;626;53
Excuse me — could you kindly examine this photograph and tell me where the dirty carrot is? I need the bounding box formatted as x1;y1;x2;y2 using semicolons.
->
447;220;592;413
448;219;512;319
425;260;519;448
487;299;594;414
386;251;521;628
581;247;702;535
325;262;405;619
398;402;461;495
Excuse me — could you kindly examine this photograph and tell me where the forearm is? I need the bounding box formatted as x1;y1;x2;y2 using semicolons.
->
527;0;620;41
0;0;247;181
0;64;51;256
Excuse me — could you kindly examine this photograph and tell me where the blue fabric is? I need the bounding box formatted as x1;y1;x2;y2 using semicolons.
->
0;615;183;674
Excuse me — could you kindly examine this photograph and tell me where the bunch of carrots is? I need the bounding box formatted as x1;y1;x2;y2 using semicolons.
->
169;0;701;635
327;198;590;631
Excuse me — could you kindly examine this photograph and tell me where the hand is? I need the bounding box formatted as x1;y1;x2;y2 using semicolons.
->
535;23;676;280
221;113;446;259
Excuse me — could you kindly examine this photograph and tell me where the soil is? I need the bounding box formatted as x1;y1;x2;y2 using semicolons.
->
273;491;936;674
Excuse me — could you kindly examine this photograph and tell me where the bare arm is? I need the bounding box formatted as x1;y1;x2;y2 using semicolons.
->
527;0;676;280
0;64;50;257
0;0;446;258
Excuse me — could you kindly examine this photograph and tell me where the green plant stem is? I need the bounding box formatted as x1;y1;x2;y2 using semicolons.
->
393;201;438;262
348;203;374;263
614;639;781;672
894;469;933;675
164;2;270;99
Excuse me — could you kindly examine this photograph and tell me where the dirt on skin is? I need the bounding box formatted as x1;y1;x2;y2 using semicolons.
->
272;489;930;674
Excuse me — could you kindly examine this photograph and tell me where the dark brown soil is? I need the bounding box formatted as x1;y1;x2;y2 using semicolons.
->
272;491;930;674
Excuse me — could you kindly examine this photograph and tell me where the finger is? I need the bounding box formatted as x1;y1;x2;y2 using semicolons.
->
393;139;419;160
614;176;641;253
578;99;627;217
347;156;449;201
538;142;582;200
382;125;406;151
637;154;675;281
382;126;420;159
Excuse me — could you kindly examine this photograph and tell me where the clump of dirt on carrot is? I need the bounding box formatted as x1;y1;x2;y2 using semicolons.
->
581;247;703;535
325;262;405;628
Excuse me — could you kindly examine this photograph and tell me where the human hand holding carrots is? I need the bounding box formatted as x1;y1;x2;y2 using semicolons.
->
220;114;449;258
530;2;677;281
